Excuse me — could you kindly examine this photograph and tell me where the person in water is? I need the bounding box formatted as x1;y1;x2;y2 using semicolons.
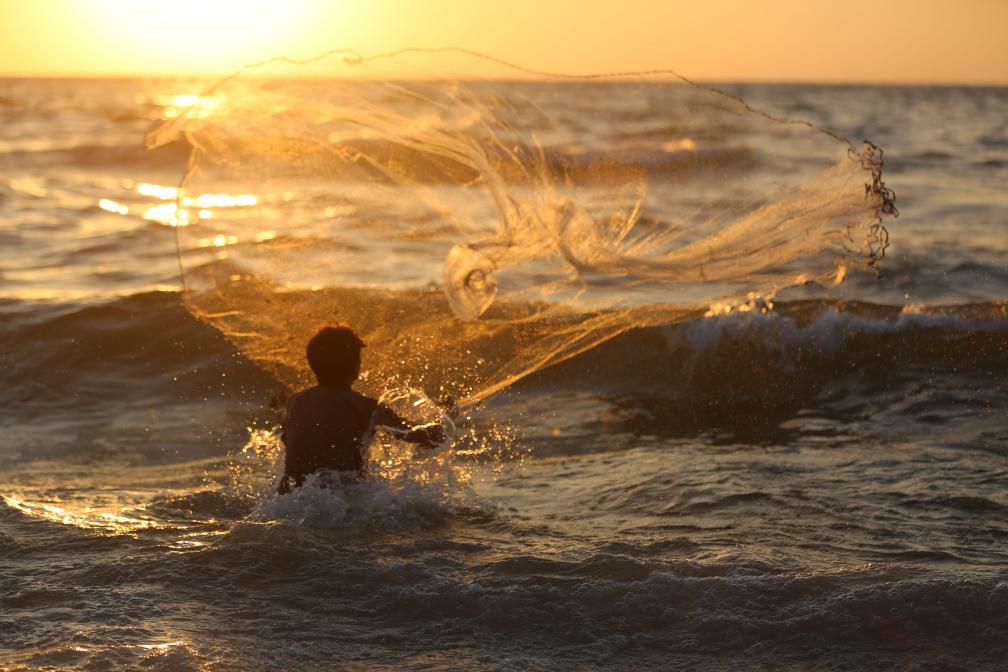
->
278;324;444;493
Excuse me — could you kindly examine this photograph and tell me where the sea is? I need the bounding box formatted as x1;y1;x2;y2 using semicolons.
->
1;74;1006;671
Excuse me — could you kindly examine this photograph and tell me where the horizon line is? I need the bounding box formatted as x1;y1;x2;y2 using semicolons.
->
2;72;1007;88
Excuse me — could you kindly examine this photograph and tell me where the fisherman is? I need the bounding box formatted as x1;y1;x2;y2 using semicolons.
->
277;324;444;493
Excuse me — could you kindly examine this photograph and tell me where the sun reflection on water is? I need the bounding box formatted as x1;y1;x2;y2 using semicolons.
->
159;93;219;120
98;198;128;215
136;182;178;200
2;494;160;534
96;182;260;230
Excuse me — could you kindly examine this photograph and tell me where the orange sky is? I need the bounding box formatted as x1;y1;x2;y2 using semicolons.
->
1;0;1006;83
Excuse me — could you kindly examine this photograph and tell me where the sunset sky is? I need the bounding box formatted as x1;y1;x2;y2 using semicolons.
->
1;0;1006;83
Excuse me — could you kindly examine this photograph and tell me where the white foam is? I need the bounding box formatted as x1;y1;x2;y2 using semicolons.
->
253;470;485;529
671;302;997;359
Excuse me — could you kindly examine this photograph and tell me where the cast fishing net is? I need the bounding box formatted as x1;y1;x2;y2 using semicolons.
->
147;48;894;408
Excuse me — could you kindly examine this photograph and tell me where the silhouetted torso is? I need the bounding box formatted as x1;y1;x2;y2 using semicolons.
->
280;384;378;490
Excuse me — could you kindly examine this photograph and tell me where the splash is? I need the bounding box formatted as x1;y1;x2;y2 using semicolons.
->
148;48;894;408
227;388;478;521
239;425;484;529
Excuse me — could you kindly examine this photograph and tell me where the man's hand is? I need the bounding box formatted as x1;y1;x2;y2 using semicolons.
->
437;396;459;419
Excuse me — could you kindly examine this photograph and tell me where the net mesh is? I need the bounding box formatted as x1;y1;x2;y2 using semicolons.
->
147;49;893;408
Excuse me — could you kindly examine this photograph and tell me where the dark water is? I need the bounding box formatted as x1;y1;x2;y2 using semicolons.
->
1;78;1006;671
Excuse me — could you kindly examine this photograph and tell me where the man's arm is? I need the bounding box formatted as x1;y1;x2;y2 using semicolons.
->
371;403;446;447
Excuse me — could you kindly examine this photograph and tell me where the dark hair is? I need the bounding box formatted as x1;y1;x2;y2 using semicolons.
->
306;324;365;385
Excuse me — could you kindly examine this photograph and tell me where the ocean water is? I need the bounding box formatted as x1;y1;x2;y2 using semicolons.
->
1;75;1007;671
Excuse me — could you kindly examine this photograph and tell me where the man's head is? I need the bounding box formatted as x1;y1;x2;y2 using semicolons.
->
306;324;365;386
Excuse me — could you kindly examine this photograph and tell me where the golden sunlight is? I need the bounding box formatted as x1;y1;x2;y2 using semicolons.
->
2;0;1005;82
24;0;350;76
80;0;319;74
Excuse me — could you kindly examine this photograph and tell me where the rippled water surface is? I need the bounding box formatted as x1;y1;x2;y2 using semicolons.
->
1;78;1006;671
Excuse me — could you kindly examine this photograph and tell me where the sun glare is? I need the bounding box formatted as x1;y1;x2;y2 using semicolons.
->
69;0;333;75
